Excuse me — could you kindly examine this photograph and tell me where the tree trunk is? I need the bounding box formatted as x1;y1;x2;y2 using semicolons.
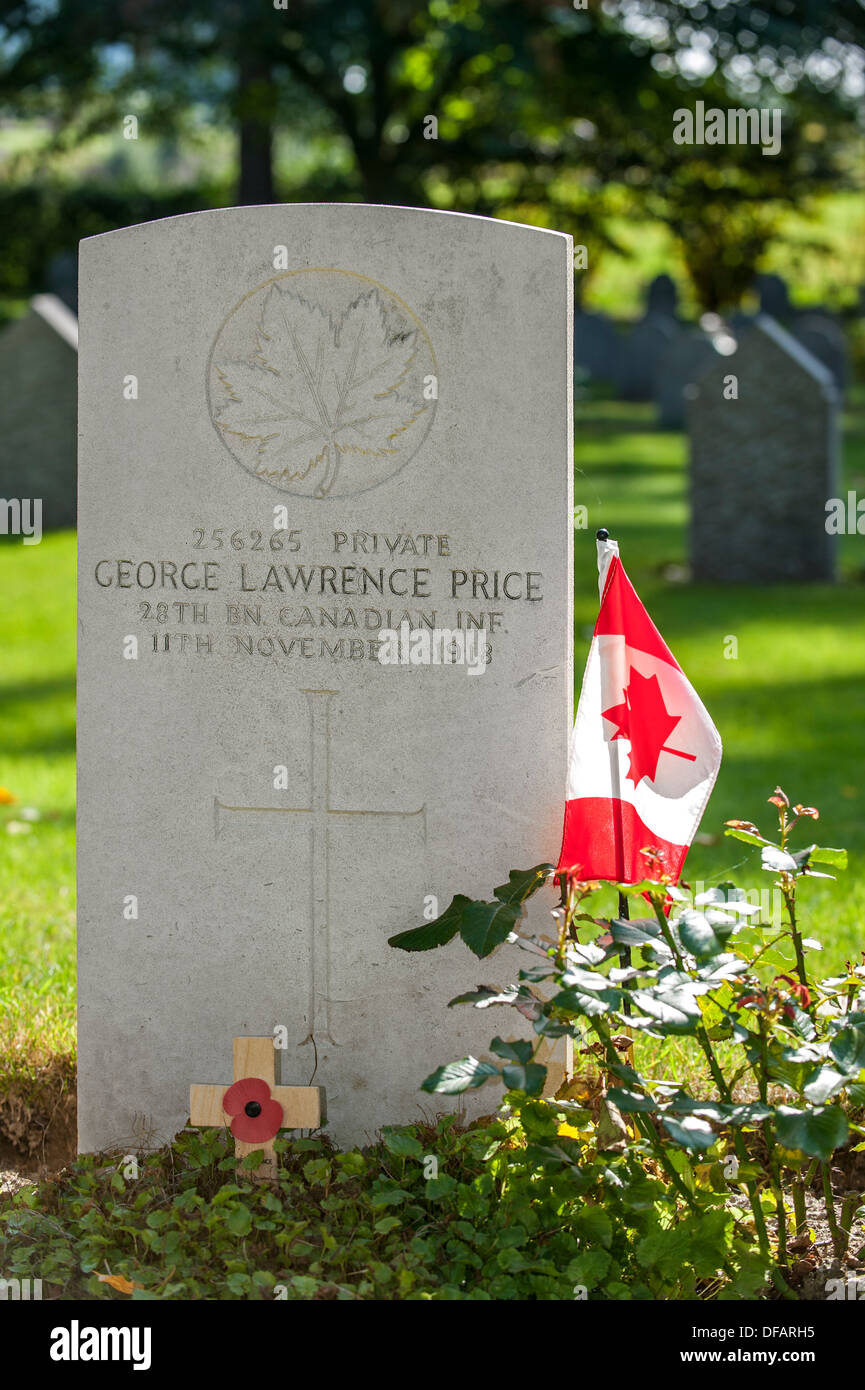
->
237;55;276;205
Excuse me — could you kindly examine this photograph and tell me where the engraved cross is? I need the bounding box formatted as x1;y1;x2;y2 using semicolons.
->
215;688;426;1046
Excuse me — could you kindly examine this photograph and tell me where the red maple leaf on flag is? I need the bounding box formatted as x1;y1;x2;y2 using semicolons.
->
602;667;697;786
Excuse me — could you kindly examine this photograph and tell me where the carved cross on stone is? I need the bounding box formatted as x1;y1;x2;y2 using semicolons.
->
189;1036;323;1182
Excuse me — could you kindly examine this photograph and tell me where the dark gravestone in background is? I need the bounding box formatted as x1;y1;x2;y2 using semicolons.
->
688;316;839;584
620;312;676;401
754;273;793;322
794;313;848;397
646;273;679;320
46;251;79;313
573;308;626;390
0;295;78;529
654;329;724;430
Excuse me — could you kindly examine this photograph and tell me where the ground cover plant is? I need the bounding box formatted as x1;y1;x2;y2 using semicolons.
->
2;787;862;1300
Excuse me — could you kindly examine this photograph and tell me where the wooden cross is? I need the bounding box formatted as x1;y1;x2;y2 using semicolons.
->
189;1036;323;1182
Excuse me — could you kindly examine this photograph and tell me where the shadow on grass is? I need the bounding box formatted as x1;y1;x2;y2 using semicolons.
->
0;675;76;756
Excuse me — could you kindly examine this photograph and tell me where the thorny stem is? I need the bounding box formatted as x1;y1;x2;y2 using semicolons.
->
777;811;808;993
822;1163;845;1259
791;1178;808;1237
647;891;786;1281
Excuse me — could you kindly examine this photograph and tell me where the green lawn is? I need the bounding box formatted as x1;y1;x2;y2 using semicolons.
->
0;531;76;1082
1;393;864;1085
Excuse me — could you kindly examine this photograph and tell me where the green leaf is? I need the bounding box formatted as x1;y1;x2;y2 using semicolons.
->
575;1206;613;1249
388;894;471;952
761;846;798;873
722;1102;774;1126
448;984;533;1010
225;1206;252;1238
631;983;702;1034
490;1036;534;1065
551;983;617;1018
567;1249;612;1289
382;1131;423;1158
370;1186;412;1208
609;916;663;948
606;1086;655;1113
420;1057;500;1095
805;846;848;870
830;1026;865;1076
775;1104;848;1160
501;1063;547;1096
374;1215;403;1234
459;900;520;958
660;1115;716;1151
803;1065;847;1105
676;910;727;959
724;828;767;846
425;1175;457;1200
493;863;554;906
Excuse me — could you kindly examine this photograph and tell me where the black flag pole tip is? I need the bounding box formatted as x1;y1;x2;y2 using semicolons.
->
596;528;609;541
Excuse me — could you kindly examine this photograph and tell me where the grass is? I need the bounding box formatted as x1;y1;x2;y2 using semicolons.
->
0;531;76;1093
0;392;863;1105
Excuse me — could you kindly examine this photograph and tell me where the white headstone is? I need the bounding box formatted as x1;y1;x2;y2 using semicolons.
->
77;205;573;1151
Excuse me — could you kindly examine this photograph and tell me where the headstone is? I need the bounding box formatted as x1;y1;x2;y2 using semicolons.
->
0;296;78;530
794;313;848;396
688;315;839;583
654;329;724;430
46;251;79;312
646;273;679;319
77;205;573;1153
620;312;676;401
573;308;625;389
754;273;792;321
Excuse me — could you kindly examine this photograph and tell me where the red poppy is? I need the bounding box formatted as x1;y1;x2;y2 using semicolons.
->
222;1077;283;1143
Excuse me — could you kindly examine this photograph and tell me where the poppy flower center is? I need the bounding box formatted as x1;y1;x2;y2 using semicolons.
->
244;1101;262;1118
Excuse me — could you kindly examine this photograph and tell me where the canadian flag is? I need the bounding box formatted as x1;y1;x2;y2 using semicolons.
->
558;534;722;884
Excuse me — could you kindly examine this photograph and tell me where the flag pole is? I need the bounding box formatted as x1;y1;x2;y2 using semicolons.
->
597;529;632;1015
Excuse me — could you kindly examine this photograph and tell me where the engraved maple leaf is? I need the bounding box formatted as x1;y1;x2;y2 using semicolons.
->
214;285;426;497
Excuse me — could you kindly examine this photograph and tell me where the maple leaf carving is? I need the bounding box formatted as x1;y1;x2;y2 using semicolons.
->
602;667;697;786
214;285;427;497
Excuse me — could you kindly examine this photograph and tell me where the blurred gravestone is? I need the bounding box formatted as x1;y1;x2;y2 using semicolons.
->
646;274;679;320
46;251;79;313
688;316;839;583
0;295;78;529
754;273;792;321
574;309;625;390
654;329;723;430
620;312;676;401
794;314;848;396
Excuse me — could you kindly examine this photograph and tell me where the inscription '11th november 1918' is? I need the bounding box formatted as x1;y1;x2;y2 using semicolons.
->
91;525;545;664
